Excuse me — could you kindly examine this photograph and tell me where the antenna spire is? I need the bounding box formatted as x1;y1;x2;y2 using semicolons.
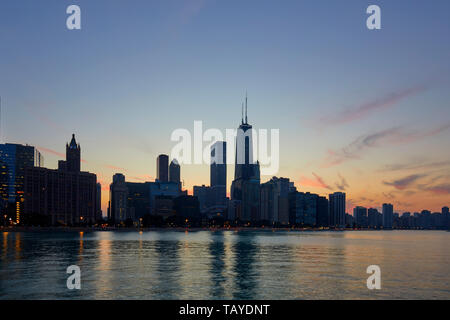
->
241;102;244;124
245;92;248;124
0;96;2;143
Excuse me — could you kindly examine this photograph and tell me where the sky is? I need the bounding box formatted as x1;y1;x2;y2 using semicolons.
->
1;0;449;215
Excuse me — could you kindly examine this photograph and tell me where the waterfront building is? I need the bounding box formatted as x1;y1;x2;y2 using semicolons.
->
354;206;368;228
23;135;97;225
157;154;169;182
329;192;346;228
382;203;394;229
169;159;180;183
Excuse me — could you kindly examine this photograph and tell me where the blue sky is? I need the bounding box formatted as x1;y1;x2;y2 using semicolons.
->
1;0;449;213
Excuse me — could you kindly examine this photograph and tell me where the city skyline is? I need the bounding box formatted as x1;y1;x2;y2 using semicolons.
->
1;0;449;215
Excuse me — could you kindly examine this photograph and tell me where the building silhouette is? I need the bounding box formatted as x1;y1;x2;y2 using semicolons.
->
23;135;97;225
210;141;227;211
368;208;381;229
96;182;102;220
230;97;260;222
354;206;368;228
157;154;169;182
382;203;394;229
169;159;180;183
289;192;318;226
0;143;43;223
316;196;329;228
329;192;346;228
108;173;129;222
260;177;290;225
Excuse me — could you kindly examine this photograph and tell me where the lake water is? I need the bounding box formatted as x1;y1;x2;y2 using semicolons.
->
1;230;449;299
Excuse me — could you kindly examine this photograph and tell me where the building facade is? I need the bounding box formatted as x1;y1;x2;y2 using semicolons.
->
23;135;97;225
0;143;43;222
329;192;346;228
157;154;169;182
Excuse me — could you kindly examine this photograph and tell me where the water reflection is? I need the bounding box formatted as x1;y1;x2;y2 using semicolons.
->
155;235;181;299
208;231;226;298
0;230;449;299
232;231;259;299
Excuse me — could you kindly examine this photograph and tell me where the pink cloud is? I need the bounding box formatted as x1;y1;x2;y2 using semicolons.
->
322;123;450;168
299;173;332;190
319;84;428;126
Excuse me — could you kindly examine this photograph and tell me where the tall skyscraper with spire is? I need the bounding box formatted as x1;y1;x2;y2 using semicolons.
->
66;134;81;172
231;95;260;222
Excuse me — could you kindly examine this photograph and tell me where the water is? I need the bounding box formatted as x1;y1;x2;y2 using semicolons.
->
1;230;449;299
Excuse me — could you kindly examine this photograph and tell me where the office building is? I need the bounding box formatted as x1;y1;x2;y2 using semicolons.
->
169;159;180;183
382;203;394;229
329;192;346;228
157;154;169;182
109;173;129;222
354;206;368;228
23;135;97;225
289;192;317;226
316;196;329;228
210;141;227;210
231;97;261;222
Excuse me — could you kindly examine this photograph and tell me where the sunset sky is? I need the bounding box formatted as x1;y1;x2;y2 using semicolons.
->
1;0;449;214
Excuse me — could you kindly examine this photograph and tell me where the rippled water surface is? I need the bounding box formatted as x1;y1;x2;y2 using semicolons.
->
1;230;449;299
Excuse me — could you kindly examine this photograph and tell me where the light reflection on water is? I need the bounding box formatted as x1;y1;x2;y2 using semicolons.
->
0;230;449;299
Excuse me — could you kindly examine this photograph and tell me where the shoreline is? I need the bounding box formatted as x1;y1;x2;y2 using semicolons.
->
1;226;447;233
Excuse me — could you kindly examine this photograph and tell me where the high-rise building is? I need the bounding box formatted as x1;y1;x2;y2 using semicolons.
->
260;177;290;225
96;183;102;220
109;173;129;222
316;196;329;228
157;154;169;182
149;180;181;214
382;203;394;229
66;134;81;172
169;159;180;183
354;206;368;228
210;141;227;210
24;167;97;225
329;192;346;228
230;97;260;222
193;185;211;214
368;208;381;228
289;192;317;226
0;143;43;223
126;182;151;221
23;135;97;225
442;207;449;230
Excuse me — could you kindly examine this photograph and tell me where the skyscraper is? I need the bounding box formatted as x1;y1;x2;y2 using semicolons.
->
329;192;346;228
260;177;290;225
109;173;128;222
354;206;368;228
368;208;381;228
23;135;97;226
96;182;102;220
169;159;180;183
230;96;260;222
0;143;43;222
382;203;394;229
443;206;449;229
66;134;81;172
157;154;169;182
210;141;227;210
289;192;317;226
316;196;329;228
